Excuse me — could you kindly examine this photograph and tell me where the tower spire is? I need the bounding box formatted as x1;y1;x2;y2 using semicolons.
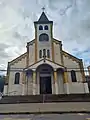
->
34;7;53;24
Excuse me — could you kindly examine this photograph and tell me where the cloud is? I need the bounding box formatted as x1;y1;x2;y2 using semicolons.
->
0;0;90;74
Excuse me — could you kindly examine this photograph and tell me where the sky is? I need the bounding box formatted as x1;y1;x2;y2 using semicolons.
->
0;0;90;74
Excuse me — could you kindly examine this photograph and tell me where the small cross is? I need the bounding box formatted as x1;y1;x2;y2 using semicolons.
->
42;7;45;12
43;55;46;62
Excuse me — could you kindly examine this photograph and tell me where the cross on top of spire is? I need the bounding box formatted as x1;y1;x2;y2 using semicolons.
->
42;7;45;12
34;7;53;24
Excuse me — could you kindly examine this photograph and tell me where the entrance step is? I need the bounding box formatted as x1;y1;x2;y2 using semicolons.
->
0;94;90;104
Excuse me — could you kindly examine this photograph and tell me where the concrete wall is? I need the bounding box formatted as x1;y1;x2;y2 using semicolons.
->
29;43;35;65
54;42;62;65
63;55;82;83
3;85;8;95
57;71;64;94
7;55;27;95
26;74;33;95
69;83;85;93
8;71;24;95
36;24;52;61
8;84;23;95
62;55;88;94
10;55;27;69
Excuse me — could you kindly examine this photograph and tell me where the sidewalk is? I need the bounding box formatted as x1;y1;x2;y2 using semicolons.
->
0;102;90;114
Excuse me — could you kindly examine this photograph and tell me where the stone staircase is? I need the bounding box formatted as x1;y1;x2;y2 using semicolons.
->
0;94;90;104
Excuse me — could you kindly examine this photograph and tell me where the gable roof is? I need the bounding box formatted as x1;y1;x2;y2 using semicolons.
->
26;39;35;47
24;58;65;71
53;38;61;44
62;50;82;63
9;52;27;65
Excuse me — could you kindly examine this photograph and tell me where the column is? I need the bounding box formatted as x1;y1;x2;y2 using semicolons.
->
54;69;58;94
33;70;36;95
84;82;89;93
63;71;68;83
22;71;27;95
63;70;69;94
21;71;25;95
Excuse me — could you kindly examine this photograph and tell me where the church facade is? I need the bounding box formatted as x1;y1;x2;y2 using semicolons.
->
4;12;89;95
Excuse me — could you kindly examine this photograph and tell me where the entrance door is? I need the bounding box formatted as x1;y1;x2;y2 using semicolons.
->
40;76;52;94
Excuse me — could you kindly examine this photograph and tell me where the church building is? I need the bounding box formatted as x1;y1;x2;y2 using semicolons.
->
4;11;89;95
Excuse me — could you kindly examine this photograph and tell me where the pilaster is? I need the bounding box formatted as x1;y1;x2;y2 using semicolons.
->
63;69;69;94
33;70;36;95
54;69;58;94
84;82;89;93
63;69;68;83
21;71;26;95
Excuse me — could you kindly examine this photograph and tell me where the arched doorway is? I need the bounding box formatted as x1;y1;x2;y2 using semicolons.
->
36;64;53;94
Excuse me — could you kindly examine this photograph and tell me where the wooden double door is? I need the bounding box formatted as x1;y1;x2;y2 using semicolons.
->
40;76;52;94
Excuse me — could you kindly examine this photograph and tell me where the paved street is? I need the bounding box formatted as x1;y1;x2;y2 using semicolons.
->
0;114;90;120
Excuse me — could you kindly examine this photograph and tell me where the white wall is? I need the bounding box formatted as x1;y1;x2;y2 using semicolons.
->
63;55;82;82
29;43;35;66
62;54;87;94
54;42;62;65
8;84;22;95
26;74;33;95
57;71;64;94
8;71;24;95
3;85;8;95
69;83;85;93
7;55;27;95
36;24;52;61
10;55;27;69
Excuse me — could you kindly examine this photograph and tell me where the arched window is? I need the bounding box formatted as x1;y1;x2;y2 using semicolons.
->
43;49;46;57
14;72;20;84
39;50;42;58
44;25;48;30
39;25;43;30
71;70;77;82
47;49;50;58
39;33;49;41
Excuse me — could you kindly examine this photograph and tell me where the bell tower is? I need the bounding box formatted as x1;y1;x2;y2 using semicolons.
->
34;11;53;62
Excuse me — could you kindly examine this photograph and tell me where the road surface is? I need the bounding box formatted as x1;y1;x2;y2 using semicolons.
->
0;114;90;120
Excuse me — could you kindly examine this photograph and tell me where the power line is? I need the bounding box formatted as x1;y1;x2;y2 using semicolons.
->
0;68;89;72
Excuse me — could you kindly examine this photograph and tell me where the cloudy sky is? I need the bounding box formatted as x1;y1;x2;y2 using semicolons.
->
0;0;90;72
